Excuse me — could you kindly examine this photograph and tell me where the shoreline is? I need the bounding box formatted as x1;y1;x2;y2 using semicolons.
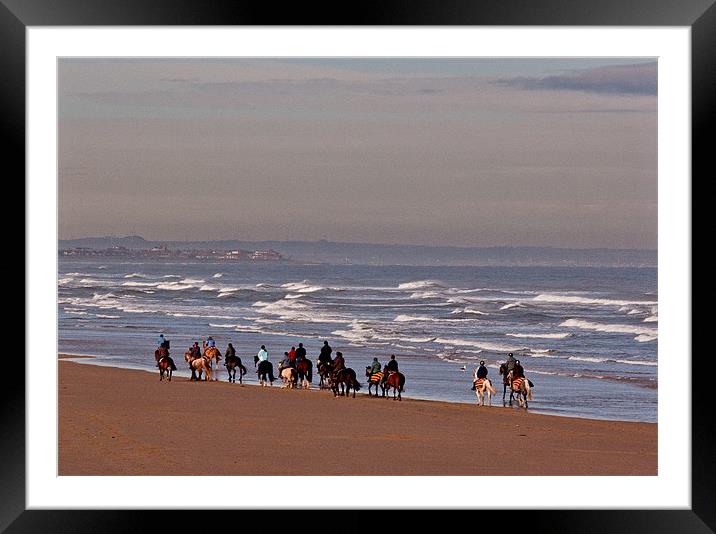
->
59;355;657;476
58;353;655;424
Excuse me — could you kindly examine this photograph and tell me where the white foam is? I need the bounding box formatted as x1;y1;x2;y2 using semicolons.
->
568;355;607;363
634;334;658;343
644;315;658;323
534;294;657;307
506;332;571;339
451;307;488;316
500;302;525;310
124;273;147;278
393;314;435;322
179;278;205;284
213;273;223;278
95;314;120;319
208;323;237;329
435;337;527;353
615;358;657;365
560;319;658;338
397;280;445;290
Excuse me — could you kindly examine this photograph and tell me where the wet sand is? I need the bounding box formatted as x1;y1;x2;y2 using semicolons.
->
58;356;657;476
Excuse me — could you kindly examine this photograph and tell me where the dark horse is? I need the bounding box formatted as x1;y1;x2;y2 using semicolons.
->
332;368;361;398
155;346;177;381
296;359;313;388
499;363;512;404
384;370;405;401
365;367;385;397
317;360;334;389
254;356;275;386
225;355;247;383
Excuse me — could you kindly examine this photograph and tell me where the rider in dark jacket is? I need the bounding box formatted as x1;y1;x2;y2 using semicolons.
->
332;351;345;373
513;359;525;379
295;343;307;362
476;361;488;379
385;354;399;373
225;343;236;359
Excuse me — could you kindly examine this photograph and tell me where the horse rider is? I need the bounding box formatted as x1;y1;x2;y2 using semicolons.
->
369;357;382;374
281;351;292;370
504;352;517;379
190;341;201;359
385;354;399;373
225;342;236;359
204;336;216;349
256;345;269;367
295;342;307;362
332;351;345;374
288;346;297;367
513;359;525;379
472;360;488;390
156;334;169;366
320;340;332;361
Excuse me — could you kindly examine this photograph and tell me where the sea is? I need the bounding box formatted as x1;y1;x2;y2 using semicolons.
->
58;259;658;422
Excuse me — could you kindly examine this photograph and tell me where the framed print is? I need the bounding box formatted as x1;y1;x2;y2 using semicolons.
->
7;0;712;531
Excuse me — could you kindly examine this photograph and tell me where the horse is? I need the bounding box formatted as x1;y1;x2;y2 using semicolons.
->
365;367;385;397
295;359;312;389
224;355;247;383
203;346;221;381
509;376;533;408
255;357;275;387
384;371;405;401
498;363;513;403
331;368;361;398
317;360;334;389
185;351;212;381
280;366;298;388
472;370;496;406
158;354;177;381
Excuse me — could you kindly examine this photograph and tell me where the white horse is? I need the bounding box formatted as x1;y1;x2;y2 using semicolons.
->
280;366;297;389
510;377;533;408
472;369;497;406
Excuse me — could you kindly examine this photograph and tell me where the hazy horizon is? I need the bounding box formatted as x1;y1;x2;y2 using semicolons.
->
59;58;657;249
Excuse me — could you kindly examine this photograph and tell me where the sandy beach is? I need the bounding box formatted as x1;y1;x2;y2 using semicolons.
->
59;356;657;476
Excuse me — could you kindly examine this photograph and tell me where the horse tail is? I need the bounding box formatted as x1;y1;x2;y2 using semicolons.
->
169;357;177;371
486;380;496;395
240;364;247;376
399;374;406;392
352;378;362;390
526;382;533;400
307;361;313;382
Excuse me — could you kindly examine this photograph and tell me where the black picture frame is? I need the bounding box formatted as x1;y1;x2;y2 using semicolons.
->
6;0;711;532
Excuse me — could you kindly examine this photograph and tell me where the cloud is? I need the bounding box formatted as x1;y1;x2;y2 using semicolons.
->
493;61;657;96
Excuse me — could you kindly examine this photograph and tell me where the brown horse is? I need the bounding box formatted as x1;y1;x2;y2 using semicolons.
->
224;355;247;383
384;371;405;401
331;367;361;398
296;359;312;389
158;355;177;381
365;367;385;397
185;351;212;381
317;360;333;389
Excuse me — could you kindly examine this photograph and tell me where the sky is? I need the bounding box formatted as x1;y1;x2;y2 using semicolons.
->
58;58;657;249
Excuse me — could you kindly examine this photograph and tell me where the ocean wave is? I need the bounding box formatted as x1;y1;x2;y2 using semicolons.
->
500;302;525;310
409;291;443;300
157;283;195;291
397;280;445;290
208;323;238;329
95;314;120;319
561;319;658;338
213;273;223;278
124;272;148;278
435;337;528;353
615;358;657;366
122;281;159;288
180;278;205;285
450;307;488;316
506;332;571;339
535;294;657;307
644;315;658;323
568;355;608;363
280;281;326;293
393;314;436;322
634;334;658;343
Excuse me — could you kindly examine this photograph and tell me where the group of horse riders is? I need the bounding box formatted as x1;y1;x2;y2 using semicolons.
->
469;352;533;407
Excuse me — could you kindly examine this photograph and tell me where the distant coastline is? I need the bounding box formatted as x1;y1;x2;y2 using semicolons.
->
59;235;657;268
